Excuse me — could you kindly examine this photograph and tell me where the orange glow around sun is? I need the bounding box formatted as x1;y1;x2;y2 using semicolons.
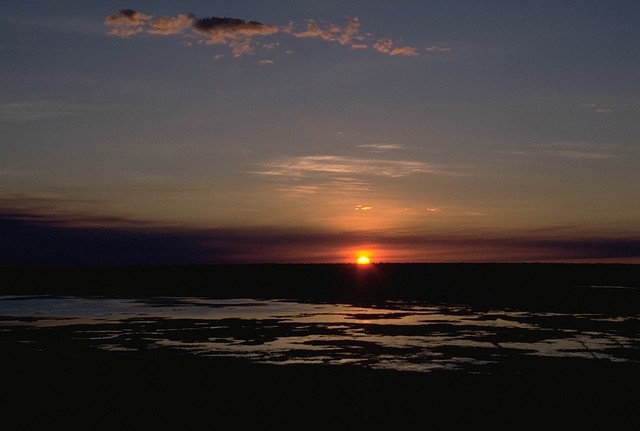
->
356;255;371;265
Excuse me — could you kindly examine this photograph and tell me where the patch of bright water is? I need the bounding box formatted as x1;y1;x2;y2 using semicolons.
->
1;296;638;373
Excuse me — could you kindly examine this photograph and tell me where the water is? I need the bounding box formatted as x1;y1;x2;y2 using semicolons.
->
1;295;637;373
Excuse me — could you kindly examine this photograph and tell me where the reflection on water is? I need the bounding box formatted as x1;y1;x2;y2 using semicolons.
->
1;296;638;373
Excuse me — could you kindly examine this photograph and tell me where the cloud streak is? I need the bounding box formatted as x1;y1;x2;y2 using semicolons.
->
504;142;618;161
584;103;613;113
276;177;370;196
256;155;438;178
0;101;81;123
426;45;451;53
541;142;617;160
357;143;406;152
105;9;422;58
255;153;458;198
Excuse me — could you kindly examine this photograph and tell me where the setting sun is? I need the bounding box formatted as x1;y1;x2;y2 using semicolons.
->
356;256;371;265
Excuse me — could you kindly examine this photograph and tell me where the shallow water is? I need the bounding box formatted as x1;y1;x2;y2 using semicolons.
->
1;295;638;373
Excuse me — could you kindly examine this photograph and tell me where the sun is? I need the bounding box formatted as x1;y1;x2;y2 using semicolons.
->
356;255;371;265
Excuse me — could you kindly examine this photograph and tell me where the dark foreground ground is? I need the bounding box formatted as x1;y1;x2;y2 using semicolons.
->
2;264;639;430
3;347;639;430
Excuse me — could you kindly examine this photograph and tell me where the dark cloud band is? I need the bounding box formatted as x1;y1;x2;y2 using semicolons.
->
2;211;638;266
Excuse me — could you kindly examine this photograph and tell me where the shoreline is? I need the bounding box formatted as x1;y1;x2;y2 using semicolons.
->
1;263;639;312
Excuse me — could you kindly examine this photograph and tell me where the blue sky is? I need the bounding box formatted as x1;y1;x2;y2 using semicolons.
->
1;1;639;264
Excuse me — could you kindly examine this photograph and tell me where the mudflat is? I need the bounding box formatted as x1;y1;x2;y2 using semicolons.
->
1;264;638;430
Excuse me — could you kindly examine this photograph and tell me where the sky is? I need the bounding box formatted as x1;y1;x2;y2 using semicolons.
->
1;0;639;265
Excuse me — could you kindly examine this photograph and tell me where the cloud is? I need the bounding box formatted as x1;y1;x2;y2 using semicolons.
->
276;185;320;197
425;45;451;53
192;17;279;54
104;9;151;37
0;101;81;123
257;155;435;178
545;150;613;160
373;38;419;57
192;16;276;37
276;177;370;197
505;142;617;161
357;143;405;152
584;103;613;113
356;205;372;211
105;9;279;58
291;18;419;56
541;142;616;160
257;59;274;65
294;17;366;49
105;9;420;59
191;16;279;58
256;154;457;198
148;14;193;35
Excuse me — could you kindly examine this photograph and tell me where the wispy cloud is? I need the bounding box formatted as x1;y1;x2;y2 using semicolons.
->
104;9;152;37
0;101;81;123
276;177;370;197
541;142;616;160
255;154;457;199
505;142;617;161
292;19;419;56
105;9;421;58
357;143;405;153
257;155;436;178
425;45;451;53
545;150;613;160
373;38;419;57
583;102;613;113
276;184;320;197
293;17;367;49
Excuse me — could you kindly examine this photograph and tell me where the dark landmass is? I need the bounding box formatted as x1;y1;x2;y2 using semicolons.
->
3;346;639;430
1;263;639;312
2;264;639;429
